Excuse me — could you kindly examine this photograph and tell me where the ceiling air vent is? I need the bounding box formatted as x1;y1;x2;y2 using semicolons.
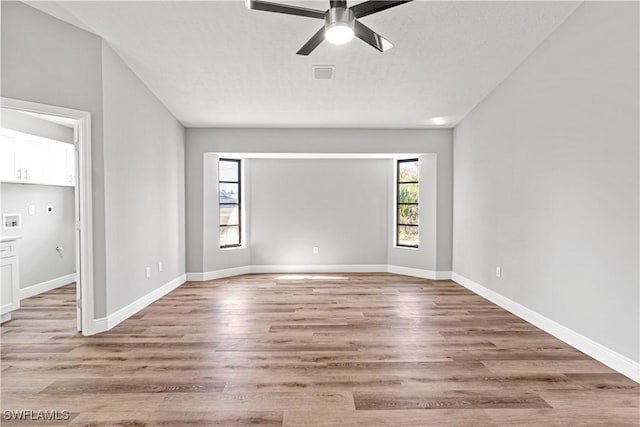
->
313;65;335;80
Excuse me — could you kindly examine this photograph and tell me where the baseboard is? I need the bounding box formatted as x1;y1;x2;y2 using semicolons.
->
105;274;187;330
186;266;251;281
251;264;388;274
388;265;452;280
187;264;451;281
84;316;108;336
19;273;76;300
451;272;640;383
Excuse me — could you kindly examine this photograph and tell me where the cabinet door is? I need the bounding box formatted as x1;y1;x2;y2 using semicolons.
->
17;138;48;183
48;140;68;186
0;134;18;182
1;256;20;315
65;143;76;186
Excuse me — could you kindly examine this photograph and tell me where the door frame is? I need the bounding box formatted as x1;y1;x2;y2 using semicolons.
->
1;97;94;334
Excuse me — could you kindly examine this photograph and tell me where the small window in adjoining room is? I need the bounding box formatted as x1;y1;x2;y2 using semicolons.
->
397;158;419;248
219;158;241;248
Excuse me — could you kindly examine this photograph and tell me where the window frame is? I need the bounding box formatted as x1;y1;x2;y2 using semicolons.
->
396;158;419;248
218;158;242;249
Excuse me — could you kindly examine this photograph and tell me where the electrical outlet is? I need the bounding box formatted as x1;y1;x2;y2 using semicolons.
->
145;267;151;278
496;267;502;278
158;262;163;272
313;246;319;255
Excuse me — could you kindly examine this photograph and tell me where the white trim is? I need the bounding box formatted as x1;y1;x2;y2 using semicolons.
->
186;266;251;282
451;272;640;384
392;245;420;251
1;97;94;336
388;265;451;280
1;313;12;323
106;274;186;330
251;264;388;274
187;264;451;281
19;273;76;300
88;317;108;334
215;153;429;160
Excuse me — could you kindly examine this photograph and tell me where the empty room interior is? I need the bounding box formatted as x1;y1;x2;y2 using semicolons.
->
0;0;638;425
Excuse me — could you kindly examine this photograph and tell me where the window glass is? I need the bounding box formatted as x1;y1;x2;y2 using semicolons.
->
396;159;419;247
219;159;241;247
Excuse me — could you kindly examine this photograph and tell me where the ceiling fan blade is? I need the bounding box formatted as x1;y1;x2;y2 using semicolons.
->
354;20;393;52
246;0;325;19
350;1;412;19
296;27;325;56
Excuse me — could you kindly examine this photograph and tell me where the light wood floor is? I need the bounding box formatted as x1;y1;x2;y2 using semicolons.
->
1;274;638;426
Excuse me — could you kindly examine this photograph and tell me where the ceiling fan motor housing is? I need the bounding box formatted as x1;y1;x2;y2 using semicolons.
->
325;7;355;33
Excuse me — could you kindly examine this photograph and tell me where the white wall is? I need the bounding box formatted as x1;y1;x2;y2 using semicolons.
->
2;110;74;144
101;43;186;314
453;2;639;363
2;2;187;321
1;183;75;290
250;159;388;266
1;1;108;316
186;128;453;275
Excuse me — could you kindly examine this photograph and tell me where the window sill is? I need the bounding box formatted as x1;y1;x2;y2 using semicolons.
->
220;245;246;251
393;245;420;251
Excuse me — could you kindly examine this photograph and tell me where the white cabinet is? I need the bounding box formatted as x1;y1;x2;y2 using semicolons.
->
17;138;48;183
1;238;20;322
48;140;67;185
66;143;76;186
0;129;75;187
48;140;75;186
0;135;17;182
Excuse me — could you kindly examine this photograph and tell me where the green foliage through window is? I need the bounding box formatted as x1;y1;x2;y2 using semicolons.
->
397;159;419;247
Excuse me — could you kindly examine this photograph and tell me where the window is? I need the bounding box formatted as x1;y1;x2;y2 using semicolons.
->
219;158;241;248
396;159;419;247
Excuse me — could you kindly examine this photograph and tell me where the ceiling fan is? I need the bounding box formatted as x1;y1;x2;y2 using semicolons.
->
246;0;413;55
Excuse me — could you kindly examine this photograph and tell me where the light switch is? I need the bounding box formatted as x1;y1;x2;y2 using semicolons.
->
145;267;151;278
28;205;35;215
313;246;319;254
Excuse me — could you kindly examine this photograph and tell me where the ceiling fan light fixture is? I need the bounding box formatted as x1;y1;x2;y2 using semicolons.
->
324;7;355;45
246;0;413;55
325;25;354;44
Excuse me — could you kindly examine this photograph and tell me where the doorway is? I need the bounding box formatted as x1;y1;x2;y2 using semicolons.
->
0;98;93;334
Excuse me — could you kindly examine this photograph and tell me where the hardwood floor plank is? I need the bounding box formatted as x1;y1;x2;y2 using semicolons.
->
68;411;284;427
283;408;496;426
40;378;227;394
352;390;551;410
481;359;617;375
484;408;640;427
536;389;640;409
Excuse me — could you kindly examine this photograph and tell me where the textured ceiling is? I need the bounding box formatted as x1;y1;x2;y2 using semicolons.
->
29;1;581;128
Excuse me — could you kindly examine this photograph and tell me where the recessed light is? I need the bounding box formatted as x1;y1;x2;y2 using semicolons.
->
429;117;447;126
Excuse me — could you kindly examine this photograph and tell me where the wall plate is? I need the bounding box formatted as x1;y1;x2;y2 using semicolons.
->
3;213;22;230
